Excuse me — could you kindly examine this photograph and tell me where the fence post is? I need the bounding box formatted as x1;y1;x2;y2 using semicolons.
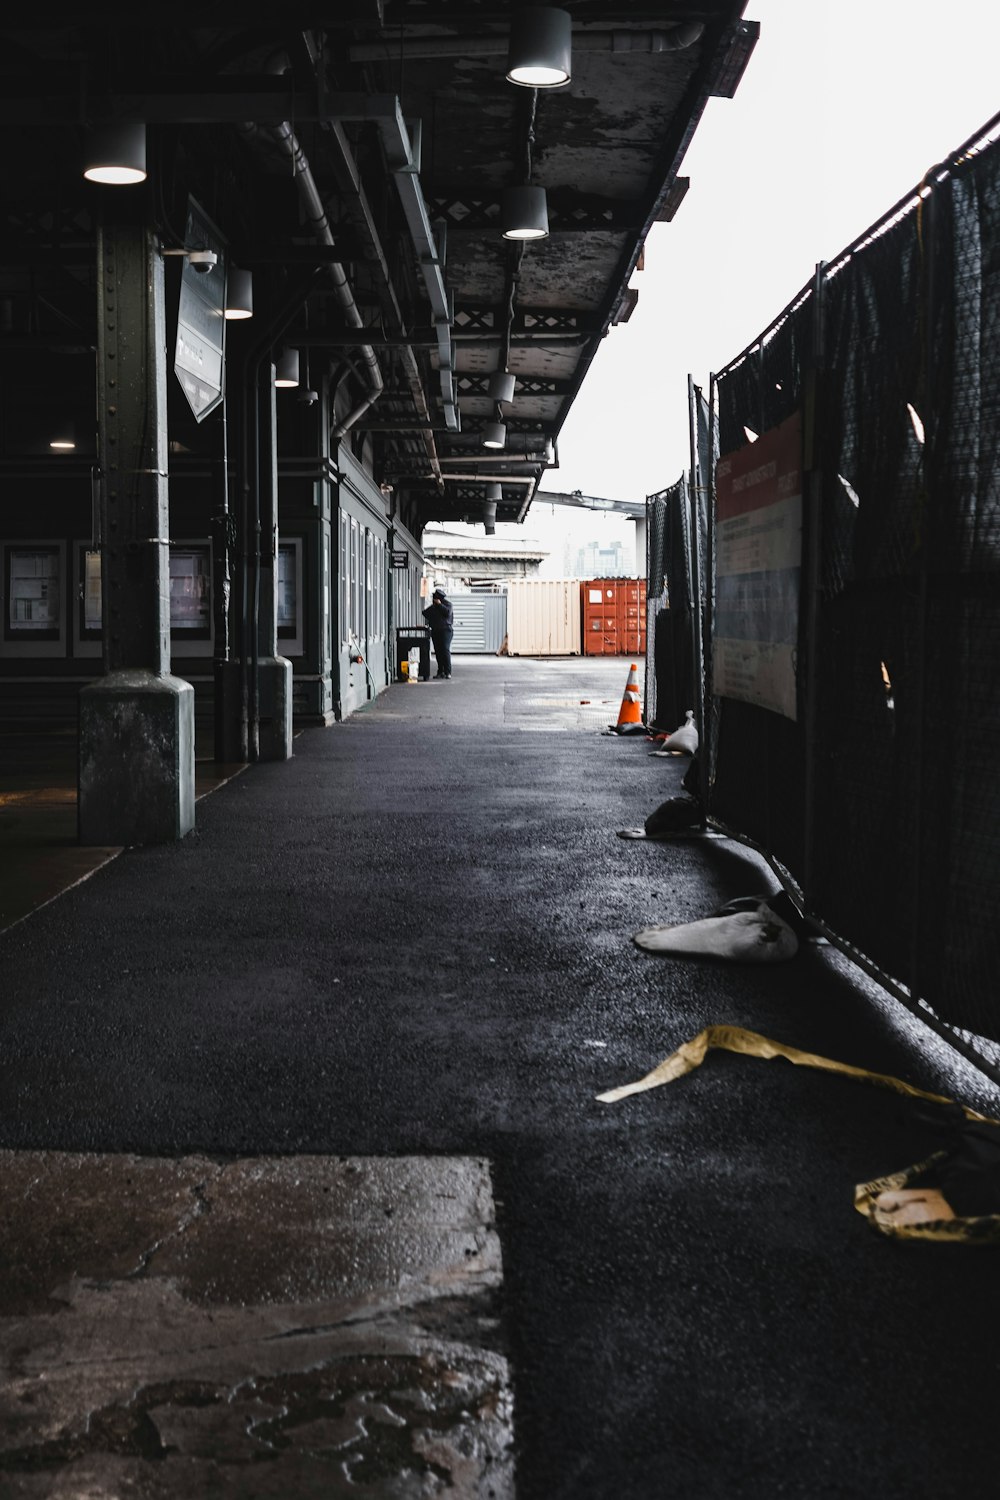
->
642;492;652;722
686;376;706;781
700;374;720;814
908;176;938;1004
801;262;827;915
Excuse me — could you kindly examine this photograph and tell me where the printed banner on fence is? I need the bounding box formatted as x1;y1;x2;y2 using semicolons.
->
713;412;802;720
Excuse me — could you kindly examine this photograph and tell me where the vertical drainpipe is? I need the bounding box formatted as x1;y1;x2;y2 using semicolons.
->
248;360;261;761
212;393;235;761
236;275;324;760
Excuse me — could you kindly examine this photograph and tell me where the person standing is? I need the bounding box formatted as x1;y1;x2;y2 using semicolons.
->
423;588;454;679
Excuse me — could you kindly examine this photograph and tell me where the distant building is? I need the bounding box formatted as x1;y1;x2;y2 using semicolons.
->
421;527;549;590
573;539;629;578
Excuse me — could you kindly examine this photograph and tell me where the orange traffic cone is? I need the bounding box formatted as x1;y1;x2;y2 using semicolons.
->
614;662;643;729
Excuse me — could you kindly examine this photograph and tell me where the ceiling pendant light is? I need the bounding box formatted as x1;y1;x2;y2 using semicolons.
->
488;370;516;404
483;482;501;535
274;348;300;388
224;266;254;320
49;422;76;451
507;7;572;88
501;185;549;241
483;421;507;449
83;123;147;185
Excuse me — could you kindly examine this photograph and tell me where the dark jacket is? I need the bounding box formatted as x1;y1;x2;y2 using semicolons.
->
423;596;454;633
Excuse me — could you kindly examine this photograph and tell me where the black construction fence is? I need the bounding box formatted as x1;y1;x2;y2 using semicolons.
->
645;477;692;731
647;112;1000;1077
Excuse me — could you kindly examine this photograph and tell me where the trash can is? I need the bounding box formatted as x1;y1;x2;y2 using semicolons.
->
395;625;431;682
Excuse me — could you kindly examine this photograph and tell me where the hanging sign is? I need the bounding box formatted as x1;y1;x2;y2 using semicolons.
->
174;199;225;421
391;549;409;569
713;411;802;720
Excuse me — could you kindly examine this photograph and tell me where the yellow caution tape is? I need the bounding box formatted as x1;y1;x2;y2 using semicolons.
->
595;1023;992;1111
597;1024;1000;1245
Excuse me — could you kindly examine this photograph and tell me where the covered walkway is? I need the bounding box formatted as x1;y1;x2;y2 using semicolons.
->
1;657;998;1497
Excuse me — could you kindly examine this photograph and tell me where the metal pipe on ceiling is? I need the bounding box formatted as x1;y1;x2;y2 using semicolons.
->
235;117;385;440
327;94;459;434
413;473;536;487
314;118;443;484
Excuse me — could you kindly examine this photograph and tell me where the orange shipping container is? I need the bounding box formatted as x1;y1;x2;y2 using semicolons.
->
580;578;646;655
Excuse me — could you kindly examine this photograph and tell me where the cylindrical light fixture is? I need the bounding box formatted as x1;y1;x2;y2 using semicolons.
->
49;421;76;451
484;481;502;533
274;348;300;388
488;370;516;404
83;123;147;185
507;7;572;87
483;421;507;449
502;185;549;241
224;266;254;321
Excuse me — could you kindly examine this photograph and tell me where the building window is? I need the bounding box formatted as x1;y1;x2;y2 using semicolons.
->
8;547;60;637
276;539;304;656
322;527;331;664
83;550;102;633
0;541;67;657
75;542;213;653
365;529;374;638
340;512;349;649
169;547;210;635
350;516;361;642
277;544;297;634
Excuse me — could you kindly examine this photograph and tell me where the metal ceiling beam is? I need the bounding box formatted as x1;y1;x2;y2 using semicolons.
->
542;489;647;519
655;176;690;223
453;306;603;334
283;327;590;348
708;19;760;97
456;375;573;397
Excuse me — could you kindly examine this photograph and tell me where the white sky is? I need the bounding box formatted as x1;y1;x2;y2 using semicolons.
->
536;0;1000;513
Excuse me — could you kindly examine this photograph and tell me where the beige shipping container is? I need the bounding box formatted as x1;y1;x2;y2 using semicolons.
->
505;579;581;656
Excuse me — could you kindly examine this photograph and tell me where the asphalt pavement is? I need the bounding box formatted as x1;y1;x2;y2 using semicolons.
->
2;655;999;1497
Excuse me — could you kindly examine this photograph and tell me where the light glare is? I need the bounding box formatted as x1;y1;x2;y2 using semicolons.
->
84;164;146;185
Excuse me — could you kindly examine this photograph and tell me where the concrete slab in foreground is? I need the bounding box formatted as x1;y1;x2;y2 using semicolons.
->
0;1152;512;1497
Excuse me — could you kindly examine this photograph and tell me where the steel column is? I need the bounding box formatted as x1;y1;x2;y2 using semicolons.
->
78;222;195;845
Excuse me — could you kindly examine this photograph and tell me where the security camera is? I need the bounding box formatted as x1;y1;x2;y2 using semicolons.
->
186;249;218;275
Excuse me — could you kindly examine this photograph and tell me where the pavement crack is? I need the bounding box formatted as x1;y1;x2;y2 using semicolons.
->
125;1171;221;1280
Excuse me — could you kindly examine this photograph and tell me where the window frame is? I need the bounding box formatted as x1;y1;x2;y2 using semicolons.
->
0;540;67;658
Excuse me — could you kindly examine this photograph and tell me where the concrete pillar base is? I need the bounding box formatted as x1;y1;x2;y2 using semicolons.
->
256;656;294;761
78;670;195;846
